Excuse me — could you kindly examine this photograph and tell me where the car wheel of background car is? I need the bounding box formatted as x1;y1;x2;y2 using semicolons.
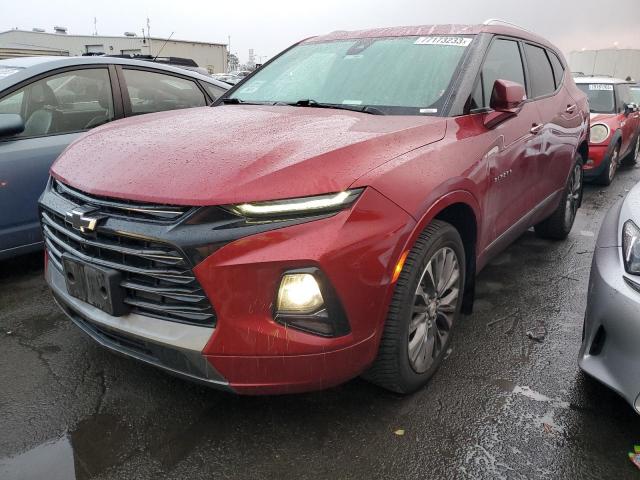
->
364;220;465;394
596;143;620;186
534;154;584;240
622;136;640;166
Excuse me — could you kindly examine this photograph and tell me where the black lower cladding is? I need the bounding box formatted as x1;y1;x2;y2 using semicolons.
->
52;292;229;388
39;177;328;327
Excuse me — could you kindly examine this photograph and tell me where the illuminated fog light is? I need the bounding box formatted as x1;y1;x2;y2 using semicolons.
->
277;274;324;314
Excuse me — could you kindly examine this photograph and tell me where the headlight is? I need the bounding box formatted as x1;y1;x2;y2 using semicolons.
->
225;188;363;220
623;220;640;275
590;124;610;144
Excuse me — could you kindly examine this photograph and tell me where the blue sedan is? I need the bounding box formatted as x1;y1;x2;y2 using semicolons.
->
0;56;228;259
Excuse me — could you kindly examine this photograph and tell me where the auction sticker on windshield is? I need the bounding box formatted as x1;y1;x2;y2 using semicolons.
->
414;36;472;47
589;84;614;91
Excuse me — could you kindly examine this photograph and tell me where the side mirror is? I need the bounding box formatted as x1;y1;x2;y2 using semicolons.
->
0;114;25;138
625;103;638;115
484;79;527;129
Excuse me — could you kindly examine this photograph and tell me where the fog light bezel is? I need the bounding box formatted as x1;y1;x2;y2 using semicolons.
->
274;267;350;338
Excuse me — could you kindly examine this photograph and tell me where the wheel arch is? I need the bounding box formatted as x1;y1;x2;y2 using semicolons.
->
399;191;481;315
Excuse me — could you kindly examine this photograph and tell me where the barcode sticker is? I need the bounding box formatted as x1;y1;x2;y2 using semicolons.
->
589;84;614;91
414;36;472;47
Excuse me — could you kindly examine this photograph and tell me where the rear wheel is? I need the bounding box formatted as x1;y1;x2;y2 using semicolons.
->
595;143;620;186
534;154;583;240
364;220;465;394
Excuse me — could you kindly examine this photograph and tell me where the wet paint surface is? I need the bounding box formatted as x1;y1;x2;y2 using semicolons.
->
2;166;640;479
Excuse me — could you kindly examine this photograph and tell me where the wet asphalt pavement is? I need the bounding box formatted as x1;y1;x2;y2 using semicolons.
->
2;166;640;480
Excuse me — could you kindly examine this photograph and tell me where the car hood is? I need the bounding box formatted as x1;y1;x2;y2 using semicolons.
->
51;105;447;206
590;112;617;125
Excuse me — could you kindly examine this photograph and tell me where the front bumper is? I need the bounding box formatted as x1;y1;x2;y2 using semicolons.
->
44;186;415;394
583;143;612;179
47;262;230;389
579;213;640;413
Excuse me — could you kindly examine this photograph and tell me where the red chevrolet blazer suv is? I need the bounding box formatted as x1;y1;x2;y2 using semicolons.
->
40;23;589;394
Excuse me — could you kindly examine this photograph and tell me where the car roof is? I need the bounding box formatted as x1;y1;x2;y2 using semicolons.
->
304;23;558;51
0;56;229;90
574;76;631;85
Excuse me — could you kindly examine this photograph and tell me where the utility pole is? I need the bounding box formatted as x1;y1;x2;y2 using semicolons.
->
147;17;152;54
93;17;97;36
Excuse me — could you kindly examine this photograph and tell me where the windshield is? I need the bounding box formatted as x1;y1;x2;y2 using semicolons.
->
631;86;640;105
577;83;615;113
229;35;474;115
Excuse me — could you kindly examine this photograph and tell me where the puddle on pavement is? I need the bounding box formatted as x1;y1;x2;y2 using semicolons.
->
0;413;131;480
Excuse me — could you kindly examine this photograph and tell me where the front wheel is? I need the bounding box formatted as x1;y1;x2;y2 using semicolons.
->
595;143;620;186
364;220;465;394
534;154;583;240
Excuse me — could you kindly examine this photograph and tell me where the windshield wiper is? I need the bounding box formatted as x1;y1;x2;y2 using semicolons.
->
289;99;385;115
220;98;276;105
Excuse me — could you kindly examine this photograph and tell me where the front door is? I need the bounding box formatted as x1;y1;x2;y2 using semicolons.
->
0;67;116;255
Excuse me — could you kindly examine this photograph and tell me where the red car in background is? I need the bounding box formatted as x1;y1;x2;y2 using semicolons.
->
576;77;640;185
40;22;589;395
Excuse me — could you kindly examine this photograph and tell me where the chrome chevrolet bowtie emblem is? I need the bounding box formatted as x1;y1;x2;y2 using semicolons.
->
65;207;103;233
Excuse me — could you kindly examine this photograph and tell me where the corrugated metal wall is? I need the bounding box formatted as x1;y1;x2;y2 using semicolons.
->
569;49;640;81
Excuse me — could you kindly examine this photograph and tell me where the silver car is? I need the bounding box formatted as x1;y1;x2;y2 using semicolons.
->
580;180;640;413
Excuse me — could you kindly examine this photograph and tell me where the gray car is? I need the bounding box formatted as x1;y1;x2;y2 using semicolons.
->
0;56;228;260
580;180;640;413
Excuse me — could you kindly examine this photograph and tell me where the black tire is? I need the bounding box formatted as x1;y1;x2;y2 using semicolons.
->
363;220;465;394
534;154;583;240
594;143;620;186
622;136;639;166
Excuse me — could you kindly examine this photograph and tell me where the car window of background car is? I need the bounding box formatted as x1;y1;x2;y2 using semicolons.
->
0;89;24;114
548;51;565;88
524;44;556;98
201;82;225;101
617;84;632;112
0;68;114;139
470;38;526;109
577;84;615;113
231;36;472;114
631;86;640;105
122;69;207;115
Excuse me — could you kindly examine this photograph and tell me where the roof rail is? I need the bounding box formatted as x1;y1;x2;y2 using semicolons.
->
483;18;533;33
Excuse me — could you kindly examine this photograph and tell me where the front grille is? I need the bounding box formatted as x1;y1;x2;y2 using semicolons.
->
42;183;216;327
52;178;191;222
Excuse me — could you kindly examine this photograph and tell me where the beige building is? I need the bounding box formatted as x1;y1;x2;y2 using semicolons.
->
0;28;228;73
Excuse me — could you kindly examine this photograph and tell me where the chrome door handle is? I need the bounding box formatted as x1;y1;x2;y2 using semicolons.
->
566;104;577;114
530;124;544;135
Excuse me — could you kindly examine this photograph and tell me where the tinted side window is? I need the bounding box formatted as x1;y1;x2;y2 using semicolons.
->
202;82;225;101
524;44;556;98
548;51;565;88
0;68;114;139
617;85;632;112
122;69;207;115
471;39;525;110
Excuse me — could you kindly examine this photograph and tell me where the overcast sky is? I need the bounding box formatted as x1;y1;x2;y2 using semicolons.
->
2;0;639;63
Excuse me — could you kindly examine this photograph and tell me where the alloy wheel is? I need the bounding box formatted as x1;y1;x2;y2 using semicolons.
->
608;146;619;182
408;247;461;374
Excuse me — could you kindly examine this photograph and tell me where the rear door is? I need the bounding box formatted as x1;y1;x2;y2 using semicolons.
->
116;67;208;116
473;38;545;241
522;44;581;203
0;66;119;254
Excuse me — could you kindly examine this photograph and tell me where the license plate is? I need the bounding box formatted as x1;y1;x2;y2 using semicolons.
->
62;254;129;316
